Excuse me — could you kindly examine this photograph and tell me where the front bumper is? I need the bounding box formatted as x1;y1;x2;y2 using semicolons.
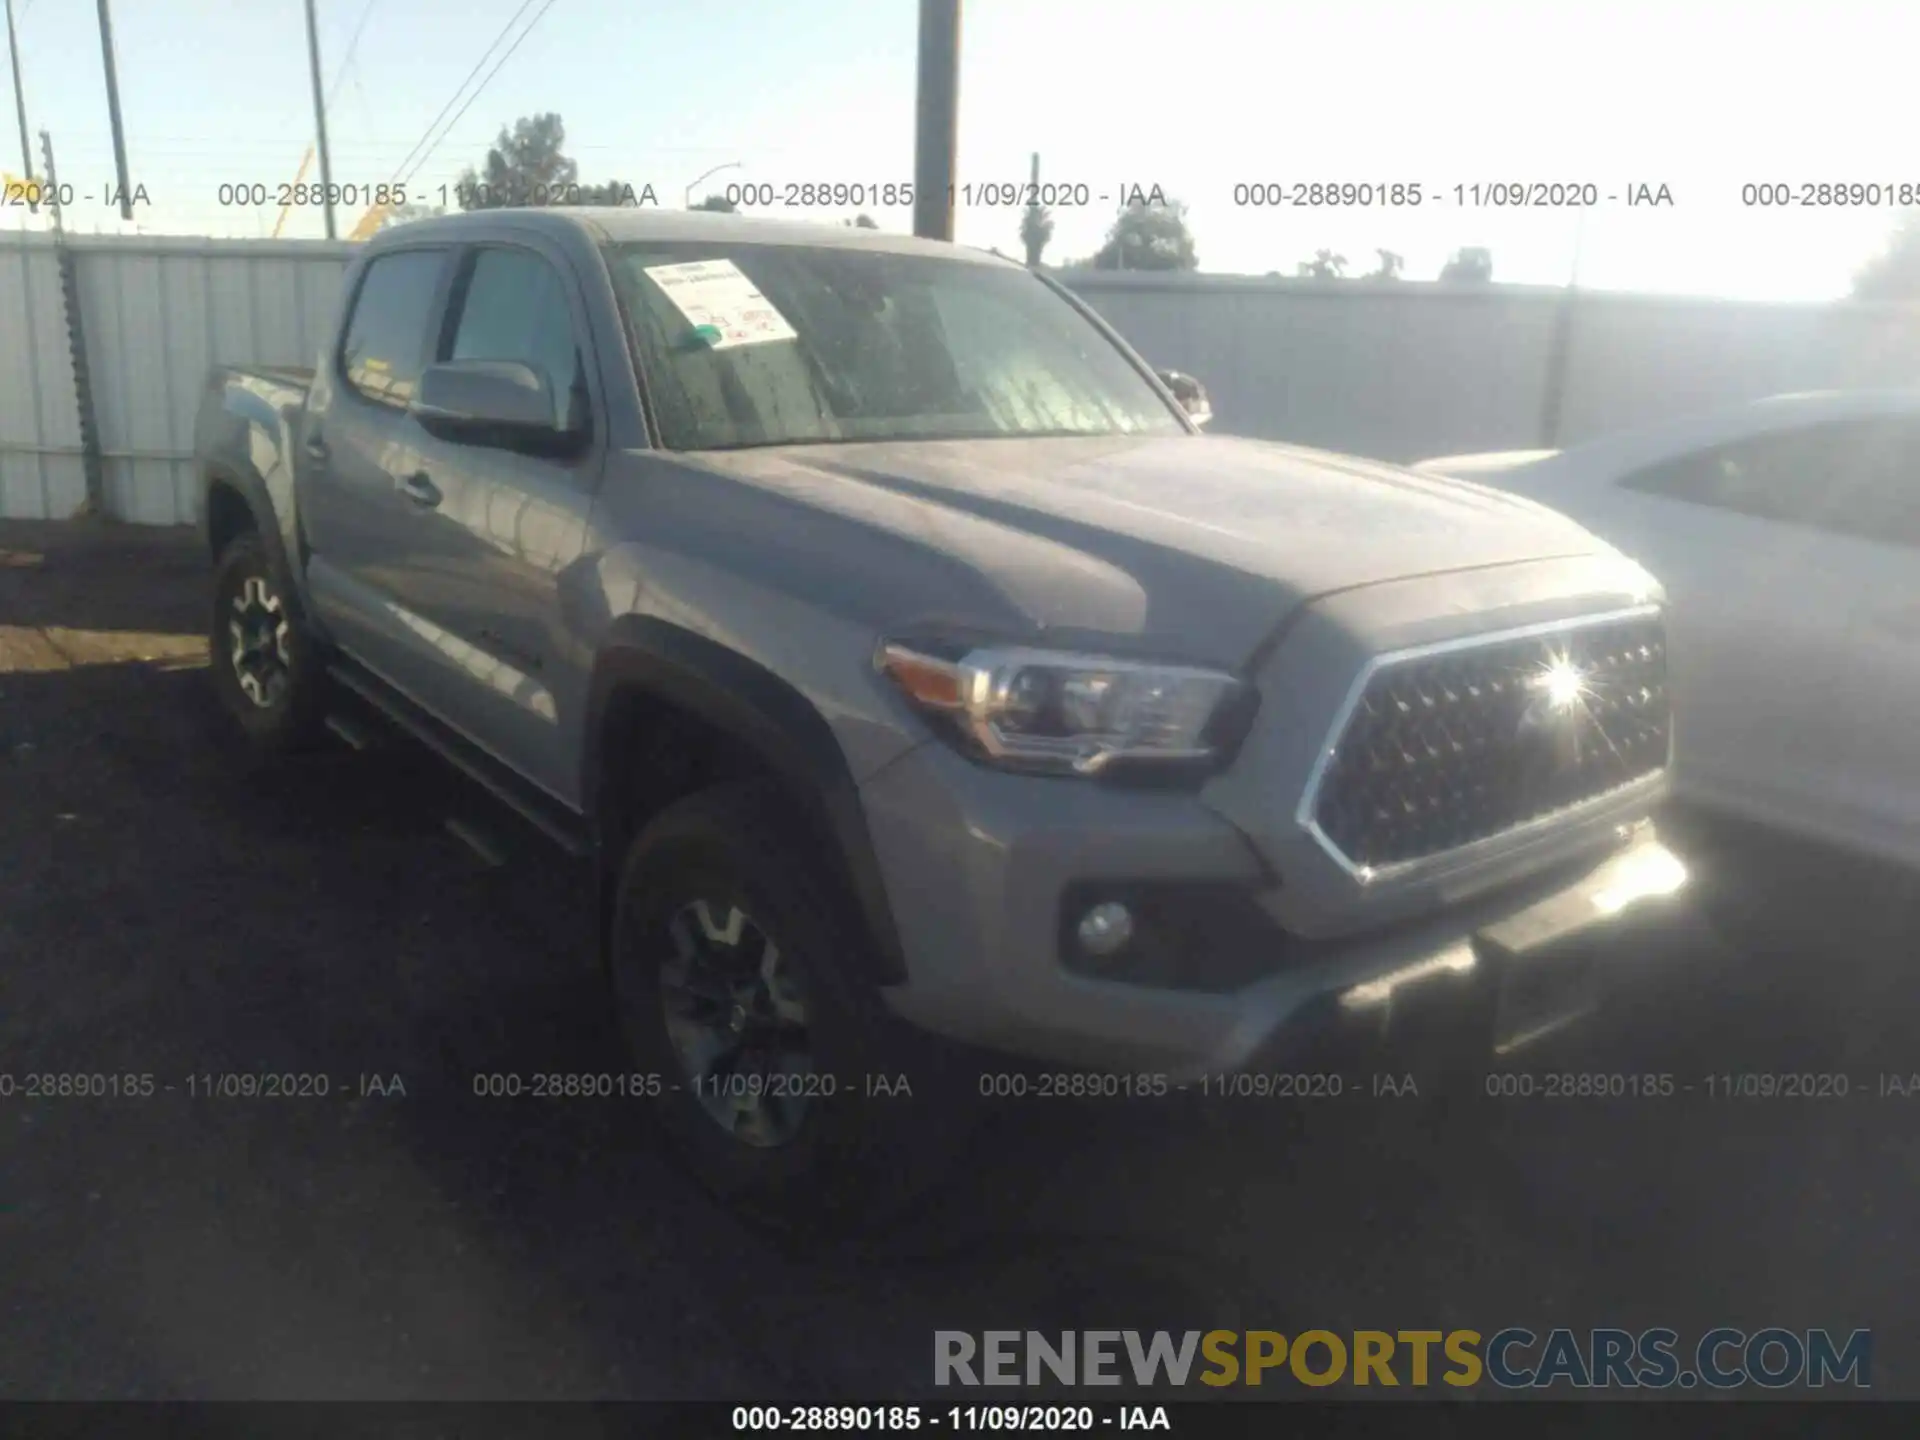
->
860;739;1686;1081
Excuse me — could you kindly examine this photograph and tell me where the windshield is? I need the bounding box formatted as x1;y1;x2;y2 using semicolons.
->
604;241;1186;450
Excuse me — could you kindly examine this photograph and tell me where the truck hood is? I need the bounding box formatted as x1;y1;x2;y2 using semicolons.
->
1413;448;1562;480
689;433;1613;668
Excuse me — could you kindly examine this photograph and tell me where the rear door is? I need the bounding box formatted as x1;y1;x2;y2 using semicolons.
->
361;238;605;805
1569;420;1885;835
300;245;457;685
1831;417;1920;865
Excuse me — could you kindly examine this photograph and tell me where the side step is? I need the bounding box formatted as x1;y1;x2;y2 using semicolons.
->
333;705;516;869
325;660;594;860
324;712;376;752
444;816;508;868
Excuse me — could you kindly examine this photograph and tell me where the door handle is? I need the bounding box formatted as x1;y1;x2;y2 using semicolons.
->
303;435;329;461
400;471;442;508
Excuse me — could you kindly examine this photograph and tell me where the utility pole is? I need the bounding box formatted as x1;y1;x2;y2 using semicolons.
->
1021;151;1042;267
911;0;960;240
4;0;32;209
94;0;133;220
1537;211;1588;449
303;0;337;238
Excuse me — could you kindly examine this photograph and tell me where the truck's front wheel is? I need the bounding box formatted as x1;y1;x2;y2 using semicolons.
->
209;534;326;754
609;782;968;1236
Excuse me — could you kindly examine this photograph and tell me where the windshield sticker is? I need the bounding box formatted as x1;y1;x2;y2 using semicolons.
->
642;258;798;350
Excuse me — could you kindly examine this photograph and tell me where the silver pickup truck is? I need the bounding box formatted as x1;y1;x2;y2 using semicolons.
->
194;207;1685;1225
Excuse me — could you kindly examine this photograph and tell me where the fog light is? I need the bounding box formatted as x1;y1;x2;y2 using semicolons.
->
1077;901;1134;958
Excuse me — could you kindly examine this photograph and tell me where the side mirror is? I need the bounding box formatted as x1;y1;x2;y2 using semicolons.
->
1156;369;1212;429
410;360;585;455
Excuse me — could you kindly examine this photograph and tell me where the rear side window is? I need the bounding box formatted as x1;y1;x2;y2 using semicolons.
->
1615;418;1903;535
1828;417;1920;548
444;247;585;429
339;249;446;407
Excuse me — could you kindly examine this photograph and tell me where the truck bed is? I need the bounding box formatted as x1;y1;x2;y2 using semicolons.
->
250;363;317;387
220;363;316;389
194;364;319;536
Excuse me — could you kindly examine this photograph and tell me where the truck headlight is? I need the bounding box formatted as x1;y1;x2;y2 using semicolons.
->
877;642;1257;777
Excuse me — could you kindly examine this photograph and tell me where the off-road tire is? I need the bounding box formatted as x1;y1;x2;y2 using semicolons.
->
208;533;328;754
609;781;976;1237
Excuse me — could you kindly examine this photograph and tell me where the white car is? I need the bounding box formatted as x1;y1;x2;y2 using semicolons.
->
1418;390;1920;876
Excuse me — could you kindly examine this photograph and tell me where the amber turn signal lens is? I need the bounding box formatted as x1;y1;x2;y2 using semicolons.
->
878;644;965;709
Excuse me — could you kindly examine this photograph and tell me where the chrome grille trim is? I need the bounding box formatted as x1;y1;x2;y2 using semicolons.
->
1296;605;1670;884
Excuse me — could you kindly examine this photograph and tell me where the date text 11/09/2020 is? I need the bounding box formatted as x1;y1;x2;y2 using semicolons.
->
731;1406;1170;1432
209;182;664;210
0;177;1706;214
0;181;151;209
198;181;1174;212
26;178;1920;214
0;1073;407;1099
10;1070;1920;1103
715;182;1174;209
188;181;1144;211
979;1071;1920;1100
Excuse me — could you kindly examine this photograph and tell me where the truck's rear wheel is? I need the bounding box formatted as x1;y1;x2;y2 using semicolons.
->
209;534;326;754
609;782;969;1236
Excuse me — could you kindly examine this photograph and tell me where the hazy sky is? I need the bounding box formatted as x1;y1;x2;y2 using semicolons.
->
3;0;1916;299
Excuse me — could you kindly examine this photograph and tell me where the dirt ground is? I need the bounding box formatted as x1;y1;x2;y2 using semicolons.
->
3;516;1919;1401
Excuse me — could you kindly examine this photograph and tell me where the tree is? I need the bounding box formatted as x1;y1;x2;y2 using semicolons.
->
689;193;737;213
1090;197;1197;271
1854;210;1920;300
456;113;576;208
1369;249;1404;280
1439;246;1494;282
1020;202;1054;267
1296;249;1347;279
450;113;644;208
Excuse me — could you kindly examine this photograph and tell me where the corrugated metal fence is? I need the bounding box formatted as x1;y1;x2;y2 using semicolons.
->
1;234;355;525
0;238;83;520
1068;272;1920;462
4;232;1920;525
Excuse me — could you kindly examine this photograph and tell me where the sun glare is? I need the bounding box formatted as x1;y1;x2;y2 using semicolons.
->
1536;657;1588;711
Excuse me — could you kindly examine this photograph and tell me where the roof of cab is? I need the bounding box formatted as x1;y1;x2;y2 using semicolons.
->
366;205;1018;265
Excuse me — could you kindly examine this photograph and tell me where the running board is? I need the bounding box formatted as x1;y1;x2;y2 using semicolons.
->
325;660;593;859
444;816;508;868
324;712;375;751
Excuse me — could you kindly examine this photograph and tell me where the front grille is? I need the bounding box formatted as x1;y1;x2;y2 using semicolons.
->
1310;612;1670;872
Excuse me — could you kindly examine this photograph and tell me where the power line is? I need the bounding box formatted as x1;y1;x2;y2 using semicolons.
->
349;66;373;132
324;0;381;111
385;0;539;184
397;0;564;187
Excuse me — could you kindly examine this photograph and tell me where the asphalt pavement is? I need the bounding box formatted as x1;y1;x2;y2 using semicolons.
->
2;518;1917;1402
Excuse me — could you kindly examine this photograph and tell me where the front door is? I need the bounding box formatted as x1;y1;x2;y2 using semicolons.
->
367;240;606;806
